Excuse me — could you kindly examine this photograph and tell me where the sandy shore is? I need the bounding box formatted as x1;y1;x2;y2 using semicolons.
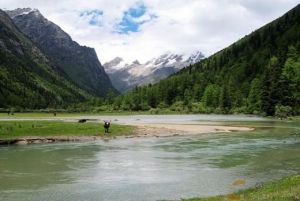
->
0;122;254;145
129;123;254;138
131;123;254;136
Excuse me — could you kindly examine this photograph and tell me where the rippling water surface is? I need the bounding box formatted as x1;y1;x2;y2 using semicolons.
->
0;115;299;201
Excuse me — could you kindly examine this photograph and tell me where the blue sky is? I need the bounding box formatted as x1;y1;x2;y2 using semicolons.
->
2;0;300;63
80;9;103;26
118;3;147;34
79;3;156;34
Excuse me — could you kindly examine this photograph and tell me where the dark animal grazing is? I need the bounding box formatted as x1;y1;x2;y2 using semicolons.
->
104;121;111;133
78;119;87;123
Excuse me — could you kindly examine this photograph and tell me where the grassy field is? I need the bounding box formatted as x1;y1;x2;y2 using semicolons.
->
0;121;134;139
178;175;300;201
0;111;150;118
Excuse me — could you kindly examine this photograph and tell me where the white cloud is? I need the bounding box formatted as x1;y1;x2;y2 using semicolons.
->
1;0;299;63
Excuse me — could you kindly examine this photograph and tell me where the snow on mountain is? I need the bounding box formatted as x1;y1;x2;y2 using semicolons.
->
5;8;39;18
103;51;204;93
103;57;127;74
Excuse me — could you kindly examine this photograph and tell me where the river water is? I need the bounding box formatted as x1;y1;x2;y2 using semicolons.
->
0;115;299;201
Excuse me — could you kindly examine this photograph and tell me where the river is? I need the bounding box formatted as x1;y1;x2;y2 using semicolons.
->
0;115;299;201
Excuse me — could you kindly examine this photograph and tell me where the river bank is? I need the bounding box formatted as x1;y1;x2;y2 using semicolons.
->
0;115;299;201
178;174;300;201
0;117;255;145
0;120;134;143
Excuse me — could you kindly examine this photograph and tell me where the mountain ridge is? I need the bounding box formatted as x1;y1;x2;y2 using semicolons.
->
112;3;300;115
0;9;92;108
104;51;204;92
6;8;117;97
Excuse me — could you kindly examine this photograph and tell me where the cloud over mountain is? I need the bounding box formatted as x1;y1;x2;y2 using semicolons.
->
1;0;299;63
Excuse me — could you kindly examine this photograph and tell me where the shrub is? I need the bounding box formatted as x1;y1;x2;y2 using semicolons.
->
170;101;185;112
149;108;159;114
157;102;168;109
275;105;292;119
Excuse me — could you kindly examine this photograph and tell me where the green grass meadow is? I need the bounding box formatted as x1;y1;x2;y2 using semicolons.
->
0;121;134;139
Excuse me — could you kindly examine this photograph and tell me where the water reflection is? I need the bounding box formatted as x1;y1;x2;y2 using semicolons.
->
0;117;300;201
0;143;101;190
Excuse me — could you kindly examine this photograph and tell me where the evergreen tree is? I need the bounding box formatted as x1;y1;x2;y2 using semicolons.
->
261;57;282;116
219;85;231;113
111;5;300;115
247;78;262;113
202;84;221;108
282;46;300;112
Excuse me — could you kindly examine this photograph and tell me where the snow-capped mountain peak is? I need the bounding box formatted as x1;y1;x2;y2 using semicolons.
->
6;8;40;18
132;60;141;65
186;50;204;64
104;51;204;93
103;57;128;74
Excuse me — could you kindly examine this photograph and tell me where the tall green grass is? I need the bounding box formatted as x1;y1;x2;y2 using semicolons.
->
178;175;300;201
0;121;134;139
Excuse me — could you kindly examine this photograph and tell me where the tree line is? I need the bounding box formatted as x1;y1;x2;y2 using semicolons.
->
109;5;300;116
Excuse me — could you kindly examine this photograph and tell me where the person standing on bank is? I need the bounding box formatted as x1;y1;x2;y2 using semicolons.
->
103;120;111;134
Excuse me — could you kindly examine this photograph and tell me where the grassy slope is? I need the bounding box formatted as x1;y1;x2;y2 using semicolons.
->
178;175;300;201
0;121;134;139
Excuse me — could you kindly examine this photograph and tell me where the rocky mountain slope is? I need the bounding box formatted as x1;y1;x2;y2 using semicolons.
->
6;8;117;97
0;9;90;108
104;51;204;92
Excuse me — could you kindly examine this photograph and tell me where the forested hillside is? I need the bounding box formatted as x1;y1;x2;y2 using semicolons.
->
0;9;91;109
7;8;117;97
113;4;300;116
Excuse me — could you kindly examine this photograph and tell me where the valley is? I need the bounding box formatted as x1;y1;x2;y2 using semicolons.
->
0;2;300;201
0;114;299;201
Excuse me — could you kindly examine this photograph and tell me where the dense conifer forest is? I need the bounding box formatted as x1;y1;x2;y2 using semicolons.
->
111;4;300;116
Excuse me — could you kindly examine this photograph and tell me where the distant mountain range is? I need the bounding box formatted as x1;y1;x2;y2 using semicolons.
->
104;51;204;92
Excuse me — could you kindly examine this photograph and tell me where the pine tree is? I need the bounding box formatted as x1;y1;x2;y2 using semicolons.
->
261;57;282;116
219;85;231;113
247;78;262;113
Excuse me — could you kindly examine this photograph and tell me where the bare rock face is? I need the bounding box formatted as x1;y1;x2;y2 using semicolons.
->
103;51;204;93
6;8;117;97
